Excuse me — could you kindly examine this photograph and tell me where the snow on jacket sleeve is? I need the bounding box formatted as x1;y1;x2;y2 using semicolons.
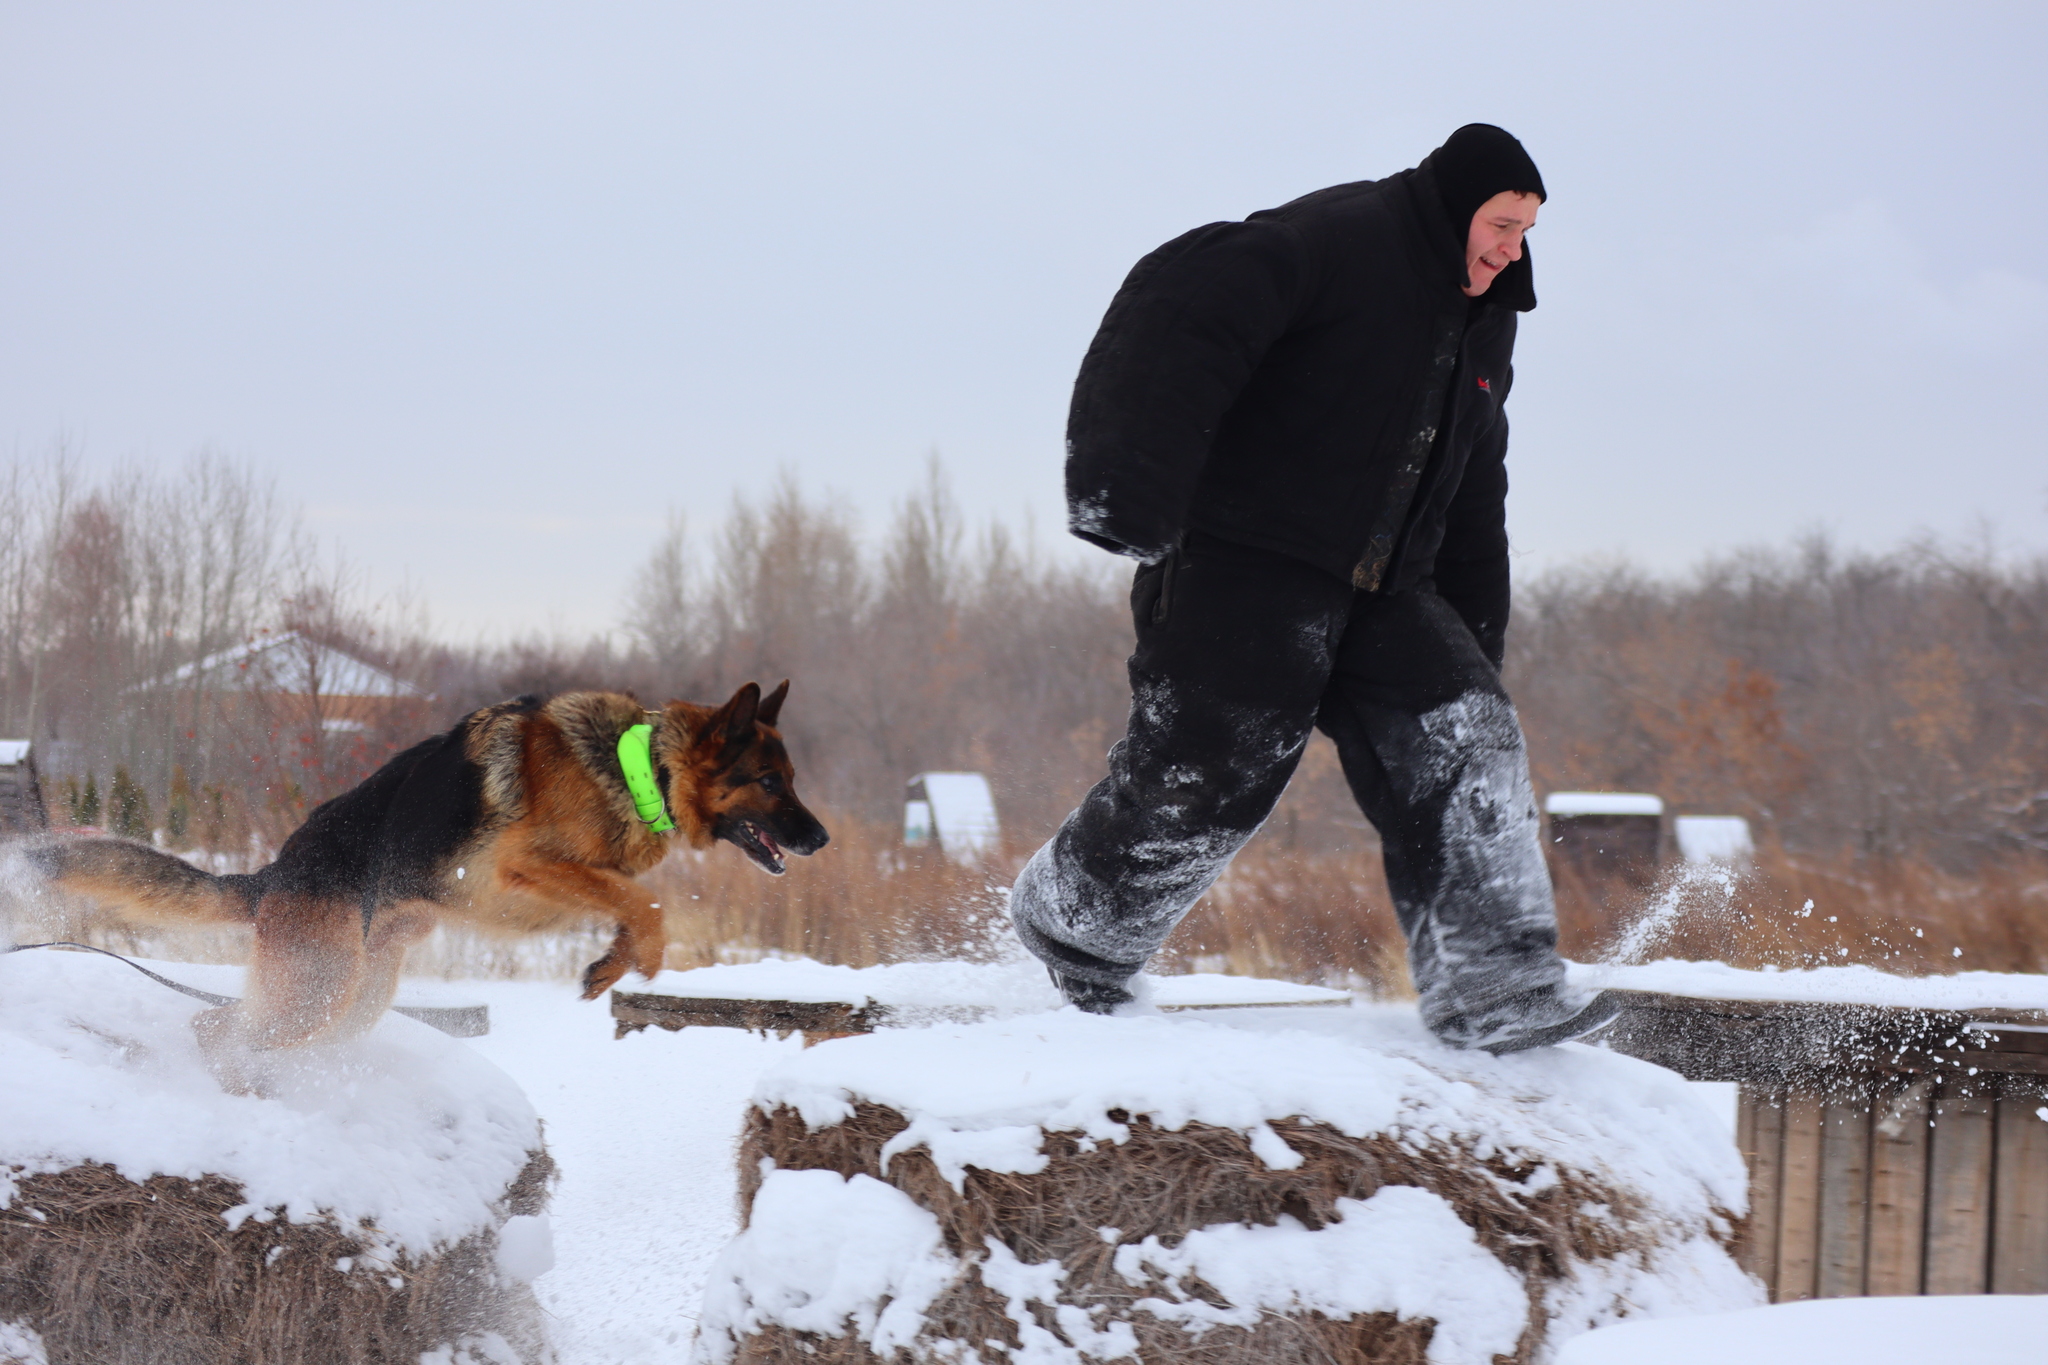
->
1432;369;1512;670
1064;218;1308;561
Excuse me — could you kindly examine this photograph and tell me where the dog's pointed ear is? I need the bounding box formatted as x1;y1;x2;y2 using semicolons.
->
706;682;762;765
757;679;789;728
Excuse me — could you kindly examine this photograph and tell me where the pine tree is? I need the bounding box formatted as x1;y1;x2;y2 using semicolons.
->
110;767;152;841
75;774;101;827
166;767;193;848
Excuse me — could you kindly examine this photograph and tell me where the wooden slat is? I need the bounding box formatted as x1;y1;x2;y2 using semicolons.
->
1925;1087;1995;1294
1867;1079;1931;1295
1992;1092;2048;1293
1776;1094;1825;1301
1816;1091;1872;1297
1742;1090;1785;1291
610;991;889;1041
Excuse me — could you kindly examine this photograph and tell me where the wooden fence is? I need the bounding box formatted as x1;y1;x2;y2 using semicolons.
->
1606;990;2048;1299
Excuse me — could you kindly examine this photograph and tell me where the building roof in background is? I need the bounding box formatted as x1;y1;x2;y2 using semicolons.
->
1544;792;1665;818
146;631;430;700
1673;815;1756;865
909;771;1000;862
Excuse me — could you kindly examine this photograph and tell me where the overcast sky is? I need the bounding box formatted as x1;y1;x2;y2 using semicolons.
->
4;3;2044;637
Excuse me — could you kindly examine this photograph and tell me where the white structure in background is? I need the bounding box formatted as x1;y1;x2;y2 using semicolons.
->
904;771;1000;863
1674;815;1756;869
0;739;46;833
146;630;430;732
1543;792;1665;819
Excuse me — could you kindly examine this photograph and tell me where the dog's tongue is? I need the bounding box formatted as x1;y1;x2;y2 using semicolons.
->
760;830;783;859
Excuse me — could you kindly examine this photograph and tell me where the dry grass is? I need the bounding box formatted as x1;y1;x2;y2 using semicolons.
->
717;1101;1720;1365
29;808;2045;993
0;1151;553;1365
644;814;2048;994
1552;844;2048;975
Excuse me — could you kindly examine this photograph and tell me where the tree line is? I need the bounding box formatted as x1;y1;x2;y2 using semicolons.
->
6;449;2045;975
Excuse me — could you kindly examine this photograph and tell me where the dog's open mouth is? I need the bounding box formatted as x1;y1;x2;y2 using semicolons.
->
731;821;787;875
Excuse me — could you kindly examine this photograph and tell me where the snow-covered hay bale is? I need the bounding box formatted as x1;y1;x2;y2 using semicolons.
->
698;1006;1763;1365
0;948;555;1365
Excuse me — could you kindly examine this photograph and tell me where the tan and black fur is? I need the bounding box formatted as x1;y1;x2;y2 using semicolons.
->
27;681;827;1066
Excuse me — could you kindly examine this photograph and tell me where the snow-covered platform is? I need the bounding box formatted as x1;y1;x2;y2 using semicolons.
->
1556;1292;2048;1365
1582;959;2048;1304
694;998;1760;1365
613;958;1349;1043
0;946;552;1365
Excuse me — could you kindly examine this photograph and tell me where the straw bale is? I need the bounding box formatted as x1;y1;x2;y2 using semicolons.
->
0;1148;553;1365
729;1102;1728;1365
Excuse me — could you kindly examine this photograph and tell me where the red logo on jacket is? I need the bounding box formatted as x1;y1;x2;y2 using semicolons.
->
1476;377;1491;392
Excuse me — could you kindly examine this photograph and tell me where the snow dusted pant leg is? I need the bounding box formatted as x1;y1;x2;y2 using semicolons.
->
1010;535;1352;989
1314;591;1569;1044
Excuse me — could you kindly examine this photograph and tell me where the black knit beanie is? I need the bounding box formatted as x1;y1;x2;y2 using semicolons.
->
1427;124;1546;238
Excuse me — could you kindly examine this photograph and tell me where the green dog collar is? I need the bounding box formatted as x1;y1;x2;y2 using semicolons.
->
617;723;676;834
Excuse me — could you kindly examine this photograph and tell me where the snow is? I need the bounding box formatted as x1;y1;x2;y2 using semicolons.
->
457;981;801;1365
1544;791;1664;817
633;956;1349;1014
1113;1184;1527;1362
5;949;1789;1364
749;1005;1749;1220
0;1318;46;1365
1575;957;2048;1012
695;1169;957;1361
1554;1293;2048;1365
701;1001;1758;1362
0;741;30;767
0;947;539;1258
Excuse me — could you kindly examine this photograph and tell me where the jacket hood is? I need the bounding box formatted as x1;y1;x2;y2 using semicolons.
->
1408;149;1538;313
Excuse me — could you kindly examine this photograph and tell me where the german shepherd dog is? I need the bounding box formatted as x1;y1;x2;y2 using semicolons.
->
25;681;827;1071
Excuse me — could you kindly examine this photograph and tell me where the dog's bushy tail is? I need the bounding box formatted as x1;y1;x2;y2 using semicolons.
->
18;836;259;928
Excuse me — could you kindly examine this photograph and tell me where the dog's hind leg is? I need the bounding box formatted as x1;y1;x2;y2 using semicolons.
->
331;904;436;1039
198;893;367;1077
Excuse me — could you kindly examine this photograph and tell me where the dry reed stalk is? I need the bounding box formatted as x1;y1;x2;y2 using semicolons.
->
0;1152;553;1365
1554;844;2048;974
45;810;2044;991
727;1102;1709;1365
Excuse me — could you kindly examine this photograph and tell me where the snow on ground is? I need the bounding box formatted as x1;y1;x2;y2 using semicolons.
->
1555;1292;2048;1364
7;950;1878;1363
1575;957;2048;1011
457;981;804;1365
0;948;539;1257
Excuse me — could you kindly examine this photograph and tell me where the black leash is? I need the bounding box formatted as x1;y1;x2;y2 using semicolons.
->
3;941;238;1006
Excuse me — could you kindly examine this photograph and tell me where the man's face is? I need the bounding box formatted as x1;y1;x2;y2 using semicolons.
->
1462;191;1540;297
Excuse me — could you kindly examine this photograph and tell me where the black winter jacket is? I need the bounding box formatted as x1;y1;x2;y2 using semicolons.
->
1064;163;1531;665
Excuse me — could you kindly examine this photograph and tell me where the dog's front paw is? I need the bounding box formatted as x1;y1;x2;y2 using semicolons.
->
580;956;628;1001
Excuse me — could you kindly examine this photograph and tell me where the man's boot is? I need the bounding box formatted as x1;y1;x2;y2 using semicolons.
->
1048;967;1136;1015
1429;985;1621;1055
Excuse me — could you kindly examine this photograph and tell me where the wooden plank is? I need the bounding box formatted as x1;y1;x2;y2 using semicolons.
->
1992;1092;2048;1293
610;991;890;1041
1867;1079;1931;1295
1741;1089;1785;1291
389;1002;490;1038
1816;1091;1872;1297
1776;1093;1824;1301
1925;1086;1995;1294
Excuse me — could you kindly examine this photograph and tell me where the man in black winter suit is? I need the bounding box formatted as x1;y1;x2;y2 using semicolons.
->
1009;124;1616;1053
